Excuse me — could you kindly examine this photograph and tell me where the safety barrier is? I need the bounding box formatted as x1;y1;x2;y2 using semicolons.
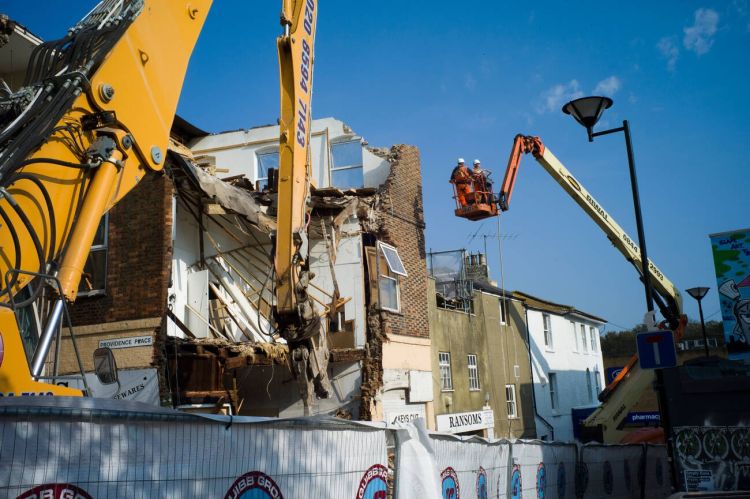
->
0;398;672;498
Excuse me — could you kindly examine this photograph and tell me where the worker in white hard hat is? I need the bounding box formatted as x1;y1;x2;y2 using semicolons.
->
450;158;473;207
472;159;494;204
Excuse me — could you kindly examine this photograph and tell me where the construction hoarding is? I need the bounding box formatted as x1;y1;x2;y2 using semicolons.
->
0;399;673;498
710;228;750;360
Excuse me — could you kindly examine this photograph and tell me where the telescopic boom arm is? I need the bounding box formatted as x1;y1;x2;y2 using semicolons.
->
499;134;687;442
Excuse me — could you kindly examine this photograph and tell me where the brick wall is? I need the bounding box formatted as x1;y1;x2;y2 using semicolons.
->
378;145;429;339
69;171;173;325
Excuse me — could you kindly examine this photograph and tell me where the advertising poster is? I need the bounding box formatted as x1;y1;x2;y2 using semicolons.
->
710;228;750;360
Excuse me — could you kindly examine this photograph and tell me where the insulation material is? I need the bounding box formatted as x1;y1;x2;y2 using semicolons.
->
580;443;643;499
0;399;387;498
510;440;577;499
644;444;672;498
430;433;510;499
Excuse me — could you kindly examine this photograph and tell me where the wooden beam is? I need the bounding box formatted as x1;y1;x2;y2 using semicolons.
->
330;348;365;363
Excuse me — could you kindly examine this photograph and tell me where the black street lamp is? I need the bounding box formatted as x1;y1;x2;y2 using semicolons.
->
562;96;656;318
686;287;711;357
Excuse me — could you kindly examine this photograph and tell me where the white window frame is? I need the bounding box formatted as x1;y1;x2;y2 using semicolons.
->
590;326;598;352
255;149;279;190
378;242;407;277
467;354;480;391
543;313;553;349
77;213;108;297
330;139;364;188
580;324;588;353
377;242;405;313
594;369;602;397
439;352;453;392
505;384;518;418
549;372;559;411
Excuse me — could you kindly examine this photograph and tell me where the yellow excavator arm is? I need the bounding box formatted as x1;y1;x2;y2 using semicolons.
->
275;0;332;411
0;0;211;396
499;135;687;442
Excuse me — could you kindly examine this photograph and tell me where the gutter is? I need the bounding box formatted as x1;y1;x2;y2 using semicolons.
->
523;305;555;441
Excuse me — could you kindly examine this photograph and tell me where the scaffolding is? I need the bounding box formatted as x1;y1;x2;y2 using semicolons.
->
427;249;474;312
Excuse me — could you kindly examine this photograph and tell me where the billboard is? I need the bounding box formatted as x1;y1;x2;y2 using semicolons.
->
710;228;750;360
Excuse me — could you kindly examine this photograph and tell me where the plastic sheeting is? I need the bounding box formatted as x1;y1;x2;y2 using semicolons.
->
0;399;674;498
430;433;510;499
0;398;387;498
580;444;642;499
644;444;672;498
511;440;577;499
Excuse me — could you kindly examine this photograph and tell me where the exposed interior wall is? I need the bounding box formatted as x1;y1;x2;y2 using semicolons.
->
187;118;390;190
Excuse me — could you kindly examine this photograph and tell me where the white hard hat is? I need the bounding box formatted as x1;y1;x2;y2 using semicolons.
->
473;159;481;165
457;157;465;164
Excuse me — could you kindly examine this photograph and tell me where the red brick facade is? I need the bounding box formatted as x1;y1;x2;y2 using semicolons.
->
378;145;429;338
69;171;174;325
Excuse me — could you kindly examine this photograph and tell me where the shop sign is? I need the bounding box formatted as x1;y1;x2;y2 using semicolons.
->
436;409;494;434
99;335;153;349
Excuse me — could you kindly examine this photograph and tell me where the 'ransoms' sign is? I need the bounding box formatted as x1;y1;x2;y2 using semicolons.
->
99;335;153;349
436;410;494;433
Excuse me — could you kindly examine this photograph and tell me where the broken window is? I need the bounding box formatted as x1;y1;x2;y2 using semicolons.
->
256;150;279;191
366;242;404;313
331;139;363;189
78;213;108;297
379;242;407;277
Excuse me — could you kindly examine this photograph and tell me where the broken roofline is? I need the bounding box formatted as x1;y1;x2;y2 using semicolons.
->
511;290;606;324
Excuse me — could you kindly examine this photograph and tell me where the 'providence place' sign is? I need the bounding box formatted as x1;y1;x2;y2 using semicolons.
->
436;409;494;434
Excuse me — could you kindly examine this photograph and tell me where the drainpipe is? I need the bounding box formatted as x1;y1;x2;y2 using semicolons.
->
523;305;555;441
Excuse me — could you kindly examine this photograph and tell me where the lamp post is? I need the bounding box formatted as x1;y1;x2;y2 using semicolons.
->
686;287;711;357
562;96;656;318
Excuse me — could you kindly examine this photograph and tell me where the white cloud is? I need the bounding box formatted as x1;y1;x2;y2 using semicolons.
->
464;73;477;91
657;36;679;71
593;76;621;96
683;8;719;55
536;80;583;114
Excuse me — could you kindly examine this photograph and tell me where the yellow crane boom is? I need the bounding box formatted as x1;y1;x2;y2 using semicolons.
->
499;135;687;442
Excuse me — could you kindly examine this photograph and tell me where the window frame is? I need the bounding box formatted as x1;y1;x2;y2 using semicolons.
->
543;313;553;349
499;298;508;325
580;324;588;353
586;368;593;403
467;354;480;391
255;149;279;191
330;139;364;189
594;369;602;397
590;326;598;352
549;372;559;411
505;384;518;418
77;213;109;297
439;351;454;392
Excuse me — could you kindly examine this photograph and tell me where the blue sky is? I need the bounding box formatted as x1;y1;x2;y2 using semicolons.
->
5;1;750;331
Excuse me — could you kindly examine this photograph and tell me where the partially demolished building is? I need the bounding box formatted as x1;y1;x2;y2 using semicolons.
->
61;117;434;422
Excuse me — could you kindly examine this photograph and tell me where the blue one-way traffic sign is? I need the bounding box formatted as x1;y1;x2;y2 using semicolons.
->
636;330;677;369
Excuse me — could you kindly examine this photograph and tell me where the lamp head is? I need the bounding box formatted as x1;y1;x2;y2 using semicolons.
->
562;96;613;140
686;286;710;301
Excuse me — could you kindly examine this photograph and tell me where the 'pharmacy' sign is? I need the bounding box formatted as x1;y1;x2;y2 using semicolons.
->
99;335;153;350
436;409;494;434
